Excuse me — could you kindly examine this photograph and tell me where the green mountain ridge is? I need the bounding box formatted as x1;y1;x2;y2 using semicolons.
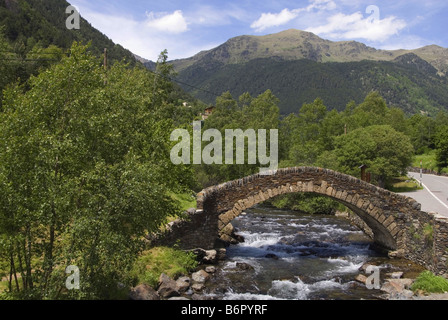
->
0;0;137;64
171;29;448;75
170;29;448;115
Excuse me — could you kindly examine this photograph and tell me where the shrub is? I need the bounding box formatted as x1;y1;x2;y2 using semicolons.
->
131;247;198;288
411;271;448;293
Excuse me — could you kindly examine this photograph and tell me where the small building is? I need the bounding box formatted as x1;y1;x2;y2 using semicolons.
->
359;164;371;183
201;106;215;120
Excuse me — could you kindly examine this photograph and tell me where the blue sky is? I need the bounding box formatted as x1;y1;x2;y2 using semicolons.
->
68;0;448;61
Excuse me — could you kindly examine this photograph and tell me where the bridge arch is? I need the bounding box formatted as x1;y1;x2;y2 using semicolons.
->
152;167;448;276
197;167;411;251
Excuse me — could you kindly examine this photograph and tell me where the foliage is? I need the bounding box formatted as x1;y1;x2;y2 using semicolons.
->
177;57;448;116
387;176;423;193
411;271;448;294
0;43;193;299
0;0;139;111
0;0;136;64
434;125;448;172
331;125;414;187
269;193;341;215
131;247;198;289
412;151;438;172
196;90;280;186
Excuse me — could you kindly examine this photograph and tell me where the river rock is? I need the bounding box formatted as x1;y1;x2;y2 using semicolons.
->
380;278;414;297
168;296;190;300
205;266;216;273
236;262;254;271
129;284;160;300
157;273;180;298
388;289;415;300
192;269;210;283
190;248;219;264
355;274;368;284
359;263;376;272
191;283;205;292
203;250;218;264
217;248;227;260
388;272;404;279
265;253;279;260
176;276;191;293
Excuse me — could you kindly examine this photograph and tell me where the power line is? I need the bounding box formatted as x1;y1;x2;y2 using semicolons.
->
0;51;65;55
146;68;222;98
0;58;59;62
0;49;223;98
170;77;222;98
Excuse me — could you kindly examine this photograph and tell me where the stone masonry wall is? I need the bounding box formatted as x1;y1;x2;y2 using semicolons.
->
151;167;448;276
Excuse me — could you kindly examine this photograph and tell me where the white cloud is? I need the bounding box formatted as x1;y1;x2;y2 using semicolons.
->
250;0;337;32
306;12;407;42
192;5;247;26
251;8;301;32
309;0;337;11
145;10;189;34
379;35;431;50
69;8;200;61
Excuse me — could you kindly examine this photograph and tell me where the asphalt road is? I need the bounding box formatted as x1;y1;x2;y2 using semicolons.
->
401;172;448;217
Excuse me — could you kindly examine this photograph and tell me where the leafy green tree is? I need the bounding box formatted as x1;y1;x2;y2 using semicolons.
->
434;125;448;172
406;114;436;154
344;91;389;131
197;90;280;185
332;125;414;187
0;42;192;299
287;98;328;166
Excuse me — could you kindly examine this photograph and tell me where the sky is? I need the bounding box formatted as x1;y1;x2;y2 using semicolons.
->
68;0;448;61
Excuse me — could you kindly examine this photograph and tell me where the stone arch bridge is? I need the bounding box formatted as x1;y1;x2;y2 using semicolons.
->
152;167;448;275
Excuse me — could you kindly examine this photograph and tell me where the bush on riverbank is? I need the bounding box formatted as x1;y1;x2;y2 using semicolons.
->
411;271;448;294
268;193;344;215
131;247;198;288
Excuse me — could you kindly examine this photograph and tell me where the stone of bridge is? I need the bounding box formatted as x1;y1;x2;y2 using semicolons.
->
152;167;448;276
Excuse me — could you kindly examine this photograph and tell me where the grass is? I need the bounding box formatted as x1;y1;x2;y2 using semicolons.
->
131;247;198;288
413;150;438;171
388;176;423;193
412;151;448;174
171;192;197;212
411;270;448;294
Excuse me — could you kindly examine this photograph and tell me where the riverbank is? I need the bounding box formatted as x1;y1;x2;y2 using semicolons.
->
130;248;448;301
132;207;448;300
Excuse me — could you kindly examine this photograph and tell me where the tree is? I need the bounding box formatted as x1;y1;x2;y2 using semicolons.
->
197;90;280;185
287;98;328;166
0;43;192;299
434;125;448;172
406;114;436;154
332;125;414;187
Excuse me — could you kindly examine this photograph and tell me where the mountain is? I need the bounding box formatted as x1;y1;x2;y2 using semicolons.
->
0;0;137;64
172;29;448;115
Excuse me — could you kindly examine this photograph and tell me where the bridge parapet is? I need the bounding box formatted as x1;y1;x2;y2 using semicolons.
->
157;167;448;276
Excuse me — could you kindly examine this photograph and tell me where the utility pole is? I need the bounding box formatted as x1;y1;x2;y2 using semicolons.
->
420;160;423;186
103;48;107;70
104;48;108;85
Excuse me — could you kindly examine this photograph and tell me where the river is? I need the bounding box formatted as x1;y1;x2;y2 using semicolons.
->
199;205;422;300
